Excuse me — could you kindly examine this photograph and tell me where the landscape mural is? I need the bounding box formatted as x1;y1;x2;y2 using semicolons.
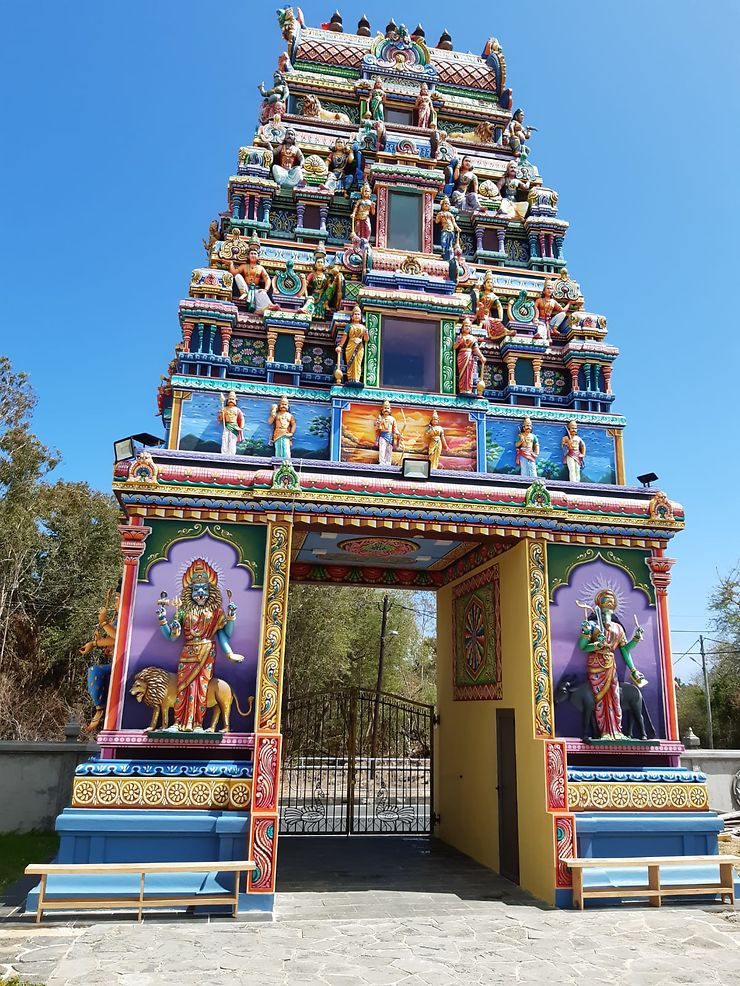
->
486;418;618;484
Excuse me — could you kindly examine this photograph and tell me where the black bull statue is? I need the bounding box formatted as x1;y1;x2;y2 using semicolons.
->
554;673;655;742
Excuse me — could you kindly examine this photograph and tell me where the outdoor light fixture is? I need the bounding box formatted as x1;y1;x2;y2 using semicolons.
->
113;433;165;463
637;472;659;488
402;457;431;481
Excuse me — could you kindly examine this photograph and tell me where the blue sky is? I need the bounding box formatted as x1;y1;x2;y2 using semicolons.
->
2;1;738;675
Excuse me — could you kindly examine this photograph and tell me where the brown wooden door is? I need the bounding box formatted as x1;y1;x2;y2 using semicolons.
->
496;708;520;884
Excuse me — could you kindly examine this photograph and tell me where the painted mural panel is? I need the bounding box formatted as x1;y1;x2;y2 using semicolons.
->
120;521;267;732
452;566;502;700
486;418;617;484
341;401;477;469
547;546;664;739
179;391;330;459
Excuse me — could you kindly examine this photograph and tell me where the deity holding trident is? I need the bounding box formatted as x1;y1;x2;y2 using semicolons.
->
576;588;647;740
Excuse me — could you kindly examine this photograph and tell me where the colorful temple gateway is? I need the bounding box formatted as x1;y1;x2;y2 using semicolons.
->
31;12;722;914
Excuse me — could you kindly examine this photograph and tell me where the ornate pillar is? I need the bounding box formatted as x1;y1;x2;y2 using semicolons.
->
103;522;152;731
496;229;506;253
375;186;389;248
532;356;543;389
220;325;232;359
181;321;194;353
231;194;243;220
474;227;485;253
318;204;329;233
422;191;434;254
504;353;517;386
645;555;678;741
168;389;191;451
266;329;278;363
602;364;613;394
528;232;539;259
294;332;305;365
248;520;293;896
582;362;593;391
527;539;555;739
555;235;565;261
606;427;625;484
295;201;306;228
568;363;580;392
261;197;272;225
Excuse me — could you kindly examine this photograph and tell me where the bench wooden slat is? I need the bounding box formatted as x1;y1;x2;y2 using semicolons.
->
25;860;256;876
564;855;740;868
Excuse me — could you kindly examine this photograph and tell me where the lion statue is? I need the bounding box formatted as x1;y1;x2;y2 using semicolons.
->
447;121;495;146
130;666;254;733
302;93;351;124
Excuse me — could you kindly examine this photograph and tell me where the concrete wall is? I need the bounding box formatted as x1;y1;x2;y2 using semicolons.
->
0;740;98;833
436;541;555;904
681;750;740;813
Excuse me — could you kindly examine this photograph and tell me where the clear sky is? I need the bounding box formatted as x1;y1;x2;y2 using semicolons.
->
2;1;738;677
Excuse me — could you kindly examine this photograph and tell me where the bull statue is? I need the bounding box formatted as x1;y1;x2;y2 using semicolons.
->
554;673;655;743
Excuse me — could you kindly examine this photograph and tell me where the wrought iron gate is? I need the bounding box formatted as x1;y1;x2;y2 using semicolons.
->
279;688;434;835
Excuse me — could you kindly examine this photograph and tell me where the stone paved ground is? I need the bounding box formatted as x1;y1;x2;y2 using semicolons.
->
2;838;739;986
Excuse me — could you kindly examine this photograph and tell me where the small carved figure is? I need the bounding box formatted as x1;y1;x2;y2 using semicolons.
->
155;559;244;733
302;93;351;124
496;161;531;220
369;78;385;121
130;666;254;733
270;128;305;187
375;399;401;466
475;271;512;340
218;391;245;455
269;395;296;459
323;137;356;193
228;235;278;312
81;585;120;733
534;280;570;339
450;156;482;212
426;411;449;471
435;195;460;262
258;70;289;124
561;420;586;482
504;107;535;158
415;82;436;129
515;417;539;479
447;120;495;145
454;315;486;395
336;305;369;384
352;182;376;249
299;251;344;319
277;6;301;45
577;589;647;740
202;219;219;259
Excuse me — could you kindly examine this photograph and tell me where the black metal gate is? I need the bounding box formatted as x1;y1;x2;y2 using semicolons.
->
279;688;434;835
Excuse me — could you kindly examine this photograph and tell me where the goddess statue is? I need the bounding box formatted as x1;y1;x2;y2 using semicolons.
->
515;417;539;478
156;559;244;732
504;108;534;158
435;196;460;262
299;252;343;319
323;138;356;193
561;420;586;481
450;157;481;212
415;83;436;129
369;78;385;121
228;236;278;313
269;396;296;460
454;315;485;395
475;271;512;341
258;70;289;124
577;588;647;740
375;399;400;466
426;411;449;471
351;182;376;249
336;305;369;384
217;391;245;455
534;281;570;339
496;162;531;220
81;585;120;734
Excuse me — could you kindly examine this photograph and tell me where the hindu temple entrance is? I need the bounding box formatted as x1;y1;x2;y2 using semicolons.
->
279;687;434;836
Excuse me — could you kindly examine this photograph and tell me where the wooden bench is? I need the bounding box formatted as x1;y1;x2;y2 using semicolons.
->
565;855;740;910
25;859;257;923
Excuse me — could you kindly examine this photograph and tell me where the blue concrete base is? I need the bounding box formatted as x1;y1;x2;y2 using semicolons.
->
25;809;269;916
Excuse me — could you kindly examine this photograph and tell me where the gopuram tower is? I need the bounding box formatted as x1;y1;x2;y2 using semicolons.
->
30;11;721;915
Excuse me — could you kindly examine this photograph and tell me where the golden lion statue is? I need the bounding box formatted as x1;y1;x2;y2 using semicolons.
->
130;666;254;733
302;93;351;124
447;121;495;145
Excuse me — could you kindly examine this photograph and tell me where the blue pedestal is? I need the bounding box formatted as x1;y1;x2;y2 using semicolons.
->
25;809;272;916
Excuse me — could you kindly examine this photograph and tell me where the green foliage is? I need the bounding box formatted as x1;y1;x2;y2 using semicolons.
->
676;682;707;744
284;585;436;706
0;358;122;739
0;831;58;891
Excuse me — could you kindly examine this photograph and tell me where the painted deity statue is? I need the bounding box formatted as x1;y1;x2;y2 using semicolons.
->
323;138;355;193
228;238;278;313
454;315;485;395
375;399;400;466
435;196;460;262
217;391;245;455
202;219;219;259
535;281;570;340
496;162;531;220
258;70;289;124
475;271;512;341
561;420;586;481
450;157;482;212
271;128;305;187
299;252;343;319
415;83;436;129
81;584;120;734
336;305;369;384
269;395;296;459
504;108;534;158
577;588;647;740
426;411;449;471
352;182;375;249
156;559;244;732
369;78;385;121
515;417;539;479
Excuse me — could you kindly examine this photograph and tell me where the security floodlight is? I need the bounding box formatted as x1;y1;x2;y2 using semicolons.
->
113;433;165;463
637;472;659;488
402;457;431;481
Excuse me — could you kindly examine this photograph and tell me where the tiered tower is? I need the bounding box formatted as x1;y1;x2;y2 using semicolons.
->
29;12;720;915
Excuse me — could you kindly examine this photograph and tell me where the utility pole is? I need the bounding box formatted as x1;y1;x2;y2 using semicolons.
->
370;594;391;778
699;634;714;750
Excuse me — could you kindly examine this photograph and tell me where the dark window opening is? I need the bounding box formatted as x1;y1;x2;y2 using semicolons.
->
380;317;439;392
388;191;422;252
385;107;413;126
